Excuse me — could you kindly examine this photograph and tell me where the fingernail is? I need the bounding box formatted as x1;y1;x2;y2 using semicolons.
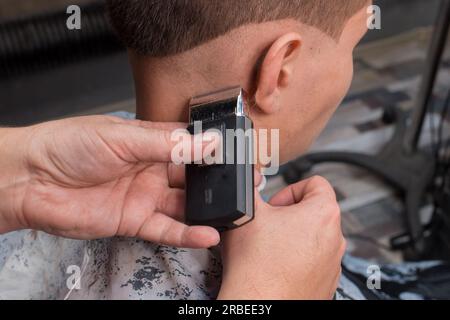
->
257;175;267;192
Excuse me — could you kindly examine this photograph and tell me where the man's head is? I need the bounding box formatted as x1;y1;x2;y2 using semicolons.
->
107;0;370;164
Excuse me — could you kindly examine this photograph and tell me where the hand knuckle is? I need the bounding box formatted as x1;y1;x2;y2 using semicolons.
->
309;175;329;188
310;175;336;196
321;200;340;222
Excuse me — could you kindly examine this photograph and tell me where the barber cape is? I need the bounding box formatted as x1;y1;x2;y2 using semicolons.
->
0;231;221;299
1;112;450;300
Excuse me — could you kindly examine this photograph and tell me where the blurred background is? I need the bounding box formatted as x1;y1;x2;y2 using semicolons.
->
0;0;449;264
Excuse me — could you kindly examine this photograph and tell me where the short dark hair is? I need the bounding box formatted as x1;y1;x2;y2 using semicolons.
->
106;0;368;57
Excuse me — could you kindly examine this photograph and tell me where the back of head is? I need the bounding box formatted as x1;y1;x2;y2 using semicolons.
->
106;0;370;164
106;0;368;57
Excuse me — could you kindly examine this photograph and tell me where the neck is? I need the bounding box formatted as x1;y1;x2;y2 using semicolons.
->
131;55;272;173
130;46;260;122
131;52;243;123
134;70;256;124
130;19;300;123
133;65;191;122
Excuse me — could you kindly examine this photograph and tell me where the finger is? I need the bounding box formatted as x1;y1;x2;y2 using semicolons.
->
156;188;186;221
137;213;220;248
129;119;188;132
269;178;311;207
117;125;221;164
254;169;262;187
269;176;336;207
254;188;268;213
168;163;186;188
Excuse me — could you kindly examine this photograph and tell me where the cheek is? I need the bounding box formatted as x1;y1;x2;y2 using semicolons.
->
327;57;354;107
302;56;354;140
275;55;355;161
340;58;355;97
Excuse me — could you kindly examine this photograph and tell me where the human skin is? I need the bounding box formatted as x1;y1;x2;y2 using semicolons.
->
0;116;221;248
218;5;371;300
218;176;345;300
0;2;370;299
129;3;370;299
130;4;370;164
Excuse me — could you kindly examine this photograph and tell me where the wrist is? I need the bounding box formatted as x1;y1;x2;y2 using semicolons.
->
218;267;285;300
0;127;31;233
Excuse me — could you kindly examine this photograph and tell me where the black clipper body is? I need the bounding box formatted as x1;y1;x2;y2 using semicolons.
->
186;86;254;231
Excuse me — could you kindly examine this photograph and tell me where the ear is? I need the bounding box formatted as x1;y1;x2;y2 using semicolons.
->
254;33;302;114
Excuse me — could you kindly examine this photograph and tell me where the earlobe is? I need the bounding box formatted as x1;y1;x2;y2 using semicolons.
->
254;33;302;115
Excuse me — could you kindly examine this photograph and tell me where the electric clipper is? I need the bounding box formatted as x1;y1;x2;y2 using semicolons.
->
186;86;254;231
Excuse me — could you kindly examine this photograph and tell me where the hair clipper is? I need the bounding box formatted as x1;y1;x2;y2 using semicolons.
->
186;86;254;231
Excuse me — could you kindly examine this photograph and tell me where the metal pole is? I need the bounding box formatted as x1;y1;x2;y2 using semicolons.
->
404;0;450;153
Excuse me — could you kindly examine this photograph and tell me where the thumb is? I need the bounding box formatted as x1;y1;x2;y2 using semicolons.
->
269;176;336;207
108;123;221;164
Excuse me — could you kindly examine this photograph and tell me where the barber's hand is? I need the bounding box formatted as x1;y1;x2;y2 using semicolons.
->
218;176;345;300
0;115;220;248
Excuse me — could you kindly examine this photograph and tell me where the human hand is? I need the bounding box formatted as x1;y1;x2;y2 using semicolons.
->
0;115;220;248
218;176;345;300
